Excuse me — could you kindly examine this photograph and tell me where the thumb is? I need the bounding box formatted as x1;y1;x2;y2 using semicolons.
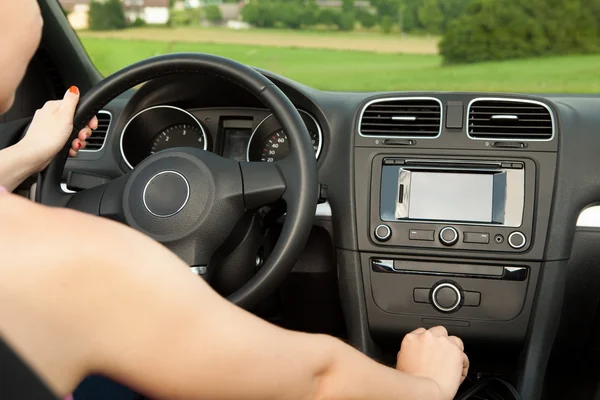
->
58;86;80;119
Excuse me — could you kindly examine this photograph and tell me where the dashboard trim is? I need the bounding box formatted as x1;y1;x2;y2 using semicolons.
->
245;109;323;162
79;110;112;153
357;96;443;139
465;97;556;142
119;105;208;169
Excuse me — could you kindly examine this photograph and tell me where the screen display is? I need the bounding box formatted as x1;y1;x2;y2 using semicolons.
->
222;128;252;161
408;172;494;223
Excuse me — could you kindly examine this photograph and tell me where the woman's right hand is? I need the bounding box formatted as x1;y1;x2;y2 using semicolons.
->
396;326;469;400
18;86;97;171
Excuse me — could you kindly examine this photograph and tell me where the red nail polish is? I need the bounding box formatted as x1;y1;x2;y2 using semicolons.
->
69;86;79;95
77;142;81;149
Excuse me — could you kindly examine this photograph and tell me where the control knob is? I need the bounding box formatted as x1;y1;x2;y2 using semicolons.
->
432;282;462;312
374;224;391;242
439;227;459;246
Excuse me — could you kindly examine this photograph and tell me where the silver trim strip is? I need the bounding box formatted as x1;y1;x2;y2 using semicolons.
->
246;109;323;162
577;206;600;227
391;116;417;121
60;183;76;193
358;97;443;139
466;97;556;141
120;105;208;169
316;201;332;217
80;110;112;153
491;115;518;120
142;171;190;218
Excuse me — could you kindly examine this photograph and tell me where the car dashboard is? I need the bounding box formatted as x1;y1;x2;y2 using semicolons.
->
60;69;600;398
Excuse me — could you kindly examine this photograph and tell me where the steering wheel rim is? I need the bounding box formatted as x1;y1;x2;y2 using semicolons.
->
38;53;318;309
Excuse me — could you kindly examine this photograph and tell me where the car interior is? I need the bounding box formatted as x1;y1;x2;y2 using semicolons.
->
4;1;600;399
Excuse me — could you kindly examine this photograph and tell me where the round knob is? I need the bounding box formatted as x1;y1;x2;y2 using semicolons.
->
432;283;462;312
374;224;391;242
508;231;526;249
439;227;459;246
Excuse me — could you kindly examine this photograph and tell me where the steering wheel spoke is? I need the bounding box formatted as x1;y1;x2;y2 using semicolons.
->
240;161;286;209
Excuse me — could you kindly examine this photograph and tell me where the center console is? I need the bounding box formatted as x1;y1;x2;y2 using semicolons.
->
353;94;558;342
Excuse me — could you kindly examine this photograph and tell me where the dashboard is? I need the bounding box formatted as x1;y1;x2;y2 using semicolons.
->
60;69;600;399
119;105;323;169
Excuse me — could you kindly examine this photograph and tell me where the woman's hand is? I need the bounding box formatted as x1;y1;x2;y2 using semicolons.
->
396;326;469;400
19;86;97;171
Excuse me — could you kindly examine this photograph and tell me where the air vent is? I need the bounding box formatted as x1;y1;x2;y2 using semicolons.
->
359;98;442;138
467;99;554;140
82;111;112;152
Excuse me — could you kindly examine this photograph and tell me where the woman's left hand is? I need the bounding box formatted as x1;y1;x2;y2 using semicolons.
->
19;86;97;171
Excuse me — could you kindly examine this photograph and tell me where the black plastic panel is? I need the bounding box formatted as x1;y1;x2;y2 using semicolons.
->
355;148;556;261
361;252;540;341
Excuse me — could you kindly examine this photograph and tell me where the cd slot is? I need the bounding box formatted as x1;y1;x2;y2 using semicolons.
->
371;259;528;281
404;159;503;169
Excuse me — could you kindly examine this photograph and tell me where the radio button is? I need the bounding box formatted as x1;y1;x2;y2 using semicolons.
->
463;232;490;244
413;288;431;304
409;229;435;241
508;231;527;249
374;224;392;242
432;283;462;312
439;227;459;246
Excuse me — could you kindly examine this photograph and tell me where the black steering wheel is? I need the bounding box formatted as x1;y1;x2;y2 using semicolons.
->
38;53;318;310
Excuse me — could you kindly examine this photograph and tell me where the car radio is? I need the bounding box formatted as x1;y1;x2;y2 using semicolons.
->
369;157;535;252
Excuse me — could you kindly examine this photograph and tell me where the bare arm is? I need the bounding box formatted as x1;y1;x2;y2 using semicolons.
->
0;142;39;191
0;194;462;400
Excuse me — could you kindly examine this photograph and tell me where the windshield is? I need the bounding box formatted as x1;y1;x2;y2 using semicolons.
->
61;0;600;93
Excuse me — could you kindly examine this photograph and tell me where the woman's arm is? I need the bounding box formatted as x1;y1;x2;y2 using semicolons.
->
0;87;95;191
0;193;467;400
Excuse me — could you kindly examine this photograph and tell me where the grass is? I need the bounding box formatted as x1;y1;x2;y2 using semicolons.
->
79;26;440;54
80;36;600;93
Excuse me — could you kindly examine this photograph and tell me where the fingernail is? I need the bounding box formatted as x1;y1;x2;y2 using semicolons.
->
77;142;81;149
69;86;79;95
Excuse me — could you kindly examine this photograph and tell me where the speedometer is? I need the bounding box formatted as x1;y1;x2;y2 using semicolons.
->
247;110;323;162
150;123;206;154
259;129;321;163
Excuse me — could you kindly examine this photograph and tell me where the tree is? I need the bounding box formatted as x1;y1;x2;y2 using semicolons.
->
439;0;600;64
337;12;356;31
356;8;377;28
380;15;394;33
371;0;400;21
205;5;223;23
88;0;127;31
342;0;355;13
418;0;444;34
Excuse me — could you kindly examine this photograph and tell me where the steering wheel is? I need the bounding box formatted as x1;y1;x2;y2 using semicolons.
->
38;53;318;310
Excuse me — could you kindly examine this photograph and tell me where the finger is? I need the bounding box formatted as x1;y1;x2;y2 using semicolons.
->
58;86;80;119
78;127;92;141
409;327;427;335
449;336;464;351
69;148;78;157
72;138;83;151
42;100;62;113
428;326;449;337
80;140;87;150
88;115;98;130
461;353;470;383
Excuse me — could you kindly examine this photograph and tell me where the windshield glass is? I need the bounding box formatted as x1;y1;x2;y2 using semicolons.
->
61;0;600;93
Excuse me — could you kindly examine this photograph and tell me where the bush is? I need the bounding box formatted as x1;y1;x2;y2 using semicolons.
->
241;1;277;28
356;8;377;29
337;12;356;31
278;2;304;29
440;0;600;64
380;15;394;34
88;0;126;31
169;8;203;26
131;17;146;27
317;8;340;28
205;5;223;24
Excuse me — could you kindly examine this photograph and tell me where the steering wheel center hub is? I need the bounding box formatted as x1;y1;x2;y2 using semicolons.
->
143;171;190;218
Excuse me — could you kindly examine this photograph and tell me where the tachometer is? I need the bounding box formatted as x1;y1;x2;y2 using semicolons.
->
150;123;205;154
247;110;323;162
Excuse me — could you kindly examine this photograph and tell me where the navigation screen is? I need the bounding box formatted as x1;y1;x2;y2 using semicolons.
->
408;171;494;223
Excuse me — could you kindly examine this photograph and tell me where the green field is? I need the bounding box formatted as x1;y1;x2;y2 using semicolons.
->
80;37;600;93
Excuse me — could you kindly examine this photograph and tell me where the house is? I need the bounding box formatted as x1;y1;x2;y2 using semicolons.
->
123;0;169;25
59;0;169;29
60;0;90;30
